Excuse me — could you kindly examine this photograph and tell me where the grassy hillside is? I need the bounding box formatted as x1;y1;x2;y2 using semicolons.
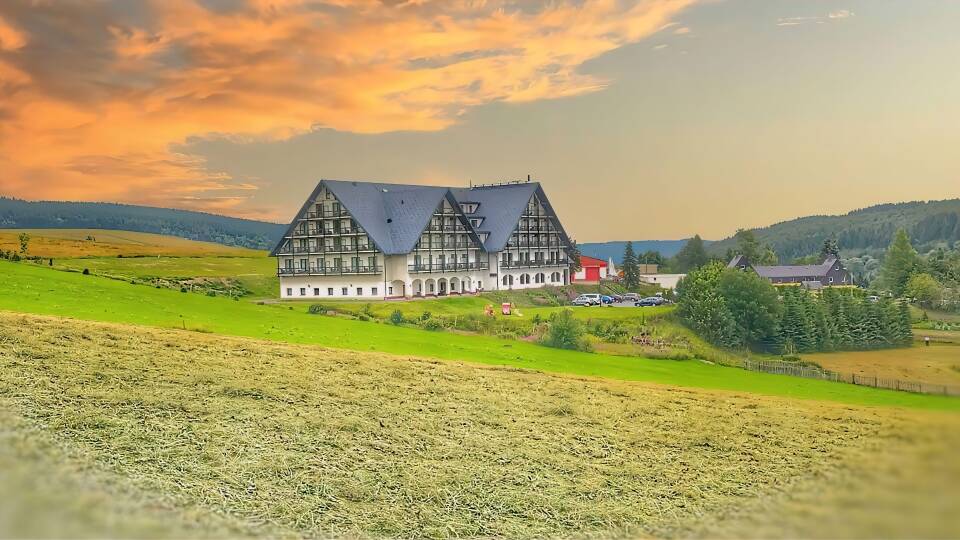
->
0;228;265;258
708;198;960;260
0;198;285;250
2;313;958;538
0;260;955;409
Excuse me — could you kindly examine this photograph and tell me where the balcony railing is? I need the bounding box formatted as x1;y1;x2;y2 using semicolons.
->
302;209;352;219
500;259;568;269
408;262;489;273
414;241;476;250
278;265;382;276
275;244;376;255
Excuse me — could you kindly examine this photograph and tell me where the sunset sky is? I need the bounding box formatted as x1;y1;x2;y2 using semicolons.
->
1;0;958;241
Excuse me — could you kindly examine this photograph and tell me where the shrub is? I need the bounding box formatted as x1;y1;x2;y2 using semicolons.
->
420;311;432;322
541;309;591;352
389;309;404;325
180;287;188;293
308;304;327;315
206;290;216;297
421;317;445;331
82;268;90;275
362;303;376;317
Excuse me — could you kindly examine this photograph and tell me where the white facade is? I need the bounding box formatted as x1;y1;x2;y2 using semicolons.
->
638;273;686;290
275;182;571;300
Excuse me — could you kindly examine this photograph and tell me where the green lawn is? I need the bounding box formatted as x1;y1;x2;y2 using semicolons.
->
1;260;956;410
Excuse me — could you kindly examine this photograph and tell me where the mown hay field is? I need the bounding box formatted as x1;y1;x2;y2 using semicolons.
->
1;228;265;258
1;312;958;538
803;343;960;387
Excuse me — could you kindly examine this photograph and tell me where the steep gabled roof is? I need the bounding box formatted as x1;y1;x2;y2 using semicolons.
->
752;256;840;278
324;180;450;255
580;255;607;267
271;179;485;256
450;182;571;252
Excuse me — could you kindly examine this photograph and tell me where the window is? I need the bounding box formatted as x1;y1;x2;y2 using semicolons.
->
829;277;834;283
327;288;334;296
334;257;342;269
299;287;306;296
388;286;394;295
372;287;378;296
286;287;292;296
284;259;293;269
351;257;360;270
357;288;363;296
341;287;348;295
313;288;320;296
368;256;377;269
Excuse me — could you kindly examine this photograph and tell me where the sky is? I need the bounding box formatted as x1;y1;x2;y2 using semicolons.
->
0;0;958;242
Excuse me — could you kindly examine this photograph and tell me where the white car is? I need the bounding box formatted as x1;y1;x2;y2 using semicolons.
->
572;293;601;306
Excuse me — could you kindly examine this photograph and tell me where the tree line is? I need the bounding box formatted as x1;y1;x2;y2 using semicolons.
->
676;262;912;354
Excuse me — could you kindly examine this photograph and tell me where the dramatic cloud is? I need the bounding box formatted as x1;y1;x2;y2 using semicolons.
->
0;0;695;217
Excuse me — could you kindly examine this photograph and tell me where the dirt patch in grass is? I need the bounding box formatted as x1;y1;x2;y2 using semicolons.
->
0;312;958;538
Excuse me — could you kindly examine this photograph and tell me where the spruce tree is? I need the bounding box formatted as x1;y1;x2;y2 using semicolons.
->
897;301;914;345
622;241;640;288
877;228;921;296
675;235;709;272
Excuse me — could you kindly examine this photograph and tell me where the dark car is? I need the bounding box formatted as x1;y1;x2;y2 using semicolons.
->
610;294;624;303
635;296;665;307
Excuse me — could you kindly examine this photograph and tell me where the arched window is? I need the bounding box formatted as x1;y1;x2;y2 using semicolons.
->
537;273;545;284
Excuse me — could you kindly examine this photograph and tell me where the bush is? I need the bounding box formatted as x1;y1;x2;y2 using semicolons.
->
82;268;90;275
421;317;445;331
308;304;328;315
541;309;591;351
389;309;404;325
206;290;216;297
180;286;188;293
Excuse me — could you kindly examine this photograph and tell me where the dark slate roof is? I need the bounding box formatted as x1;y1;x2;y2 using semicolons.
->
753;256;839;278
450;183;539;251
272;179;567;255
727;254;749;268
322;180;450;255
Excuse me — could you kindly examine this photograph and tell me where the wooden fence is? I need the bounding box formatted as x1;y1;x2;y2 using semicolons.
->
739;358;960;397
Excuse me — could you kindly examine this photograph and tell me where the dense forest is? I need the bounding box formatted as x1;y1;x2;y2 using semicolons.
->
707;199;960;261
579;240;703;263
0;198;286;250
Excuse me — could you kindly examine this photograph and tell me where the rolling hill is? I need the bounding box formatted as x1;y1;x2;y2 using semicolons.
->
708;199;960;261
0;198;285;250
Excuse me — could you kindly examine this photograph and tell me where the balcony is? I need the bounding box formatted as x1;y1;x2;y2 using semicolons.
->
303;209;352;219
278;265;382;276
500;259;568;269
408;261;489;273
275;243;376;255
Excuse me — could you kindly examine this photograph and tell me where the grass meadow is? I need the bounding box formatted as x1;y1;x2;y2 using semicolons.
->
2;312;958;538
0;260;956;410
2;228;263;258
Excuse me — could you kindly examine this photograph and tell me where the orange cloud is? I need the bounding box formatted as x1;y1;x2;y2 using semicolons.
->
0;0;695;218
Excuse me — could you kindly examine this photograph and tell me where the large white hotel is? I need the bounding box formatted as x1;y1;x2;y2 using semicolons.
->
271;179;574;299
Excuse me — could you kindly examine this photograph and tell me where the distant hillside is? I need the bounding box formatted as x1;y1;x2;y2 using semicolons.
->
708;199;960;261
0;198;285;250
580;240;708;263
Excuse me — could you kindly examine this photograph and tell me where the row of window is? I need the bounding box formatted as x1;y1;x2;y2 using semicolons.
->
286;257;378;269
286;286;390;297
502;271;563;286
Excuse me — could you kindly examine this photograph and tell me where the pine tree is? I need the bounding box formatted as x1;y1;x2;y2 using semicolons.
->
877;228;920;296
897;300;914;345
675;235;709;272
622;241;640;288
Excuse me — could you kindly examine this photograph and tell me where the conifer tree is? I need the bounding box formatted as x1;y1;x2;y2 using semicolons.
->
877;228;921;296
622;241;640;288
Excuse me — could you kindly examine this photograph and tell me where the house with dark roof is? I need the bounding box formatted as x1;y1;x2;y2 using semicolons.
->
271;179;573;299
727;254;853;288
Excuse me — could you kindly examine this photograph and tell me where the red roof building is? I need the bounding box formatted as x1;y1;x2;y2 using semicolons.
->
572;255;607;283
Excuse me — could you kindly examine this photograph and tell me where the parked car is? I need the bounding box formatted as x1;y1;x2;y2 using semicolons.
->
572;293;602;306
635;296;666;307
623;293;641;303
600;295;614;305
610;294;624;303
